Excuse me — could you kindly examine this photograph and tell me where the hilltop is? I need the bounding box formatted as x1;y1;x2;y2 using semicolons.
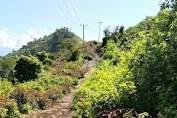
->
6;27;82;57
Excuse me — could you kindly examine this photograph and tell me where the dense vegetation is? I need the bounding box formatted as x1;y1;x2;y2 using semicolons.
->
73;2;177;118
1;1;177;117
0;27;97;117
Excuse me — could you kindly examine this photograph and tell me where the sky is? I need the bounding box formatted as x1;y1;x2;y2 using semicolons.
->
0;0;164;56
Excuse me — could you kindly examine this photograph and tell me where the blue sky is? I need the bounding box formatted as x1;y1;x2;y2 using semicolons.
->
0;0;164;56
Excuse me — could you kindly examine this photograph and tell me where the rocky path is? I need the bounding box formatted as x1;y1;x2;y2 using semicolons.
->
22;52;99;118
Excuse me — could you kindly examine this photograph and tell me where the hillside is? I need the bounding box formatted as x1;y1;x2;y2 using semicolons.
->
6;27;82;57
73;9;177;118
1;1;177;118
0;25;99;117
21;43;99;118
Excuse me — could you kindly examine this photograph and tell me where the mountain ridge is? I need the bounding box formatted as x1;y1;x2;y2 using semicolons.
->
5;27;82;57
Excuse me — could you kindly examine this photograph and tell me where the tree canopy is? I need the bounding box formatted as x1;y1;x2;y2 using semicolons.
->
14;56;42;82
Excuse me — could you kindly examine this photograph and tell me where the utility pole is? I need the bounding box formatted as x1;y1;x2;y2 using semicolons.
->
98;22;103;43
80;24;87;64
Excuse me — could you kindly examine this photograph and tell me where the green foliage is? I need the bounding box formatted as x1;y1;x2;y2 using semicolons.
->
0;27;85;117
43;58;53;65
161;0;177;11
102;26;124;47
0;57;16;81
69;49;81;61
19;73;72;91
74;9;177;118
47;86;63;101
35;51;48;62
58;39;74;52
0;80;14;95
5;73;79;114
19;104;31;114
10;87;28;106
63;62;85;78
6;27;82;57
122;10;177;117
14;56;42;82
138;112;150;118
70;77;79;86
0;95;20;118
57;39;82;62
102;40;120;61
37;97;48;110
3;102;21;118
73;59;136;117
35;51;54;66
84;55;93;61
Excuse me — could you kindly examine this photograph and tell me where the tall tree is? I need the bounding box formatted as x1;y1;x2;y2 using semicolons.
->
161;0;177;11
0;58;16;81
14;56;42;82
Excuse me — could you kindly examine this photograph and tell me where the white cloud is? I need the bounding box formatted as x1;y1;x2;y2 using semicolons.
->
0;28;17;48
0;28;8;39
0;28;43;49
16;29;43;49
27;28;42;39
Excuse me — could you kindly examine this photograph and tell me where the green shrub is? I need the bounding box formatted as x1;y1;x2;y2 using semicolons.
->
84;55;93;61
36;52;54;66
47;86;63;102
73;10;177;117
19;81;45;92
73;67;136;117
0;95;20;118
0;80;14;95
0;57;16;81
4;102;21;118
14;56;42;82
43;58;53;65
92;40;97;44
26;89;39;110
138;112;150;118
35;51;48;62
48;53;56;60
10;87;28;106
37;96;48;110
70;77;79;86
19;104;31;114
69;49;81;62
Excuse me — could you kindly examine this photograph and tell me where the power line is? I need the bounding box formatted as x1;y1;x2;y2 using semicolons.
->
86;25;98;31
55;0;76;24
69;0;81;22
61;0;78;24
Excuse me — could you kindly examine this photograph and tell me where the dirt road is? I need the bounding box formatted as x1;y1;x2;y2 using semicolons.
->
22;52;99;118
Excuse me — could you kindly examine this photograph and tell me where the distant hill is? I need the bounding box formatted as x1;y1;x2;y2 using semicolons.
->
7;27;82;57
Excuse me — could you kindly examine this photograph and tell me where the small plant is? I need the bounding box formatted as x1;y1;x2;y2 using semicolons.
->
71;78;79;86
10;87;28;106
47;86;63;102
19;104;31;114
36;92;49;110
43;58;53;65
37;98;47;110
84;55;93;61
0;95;20;118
